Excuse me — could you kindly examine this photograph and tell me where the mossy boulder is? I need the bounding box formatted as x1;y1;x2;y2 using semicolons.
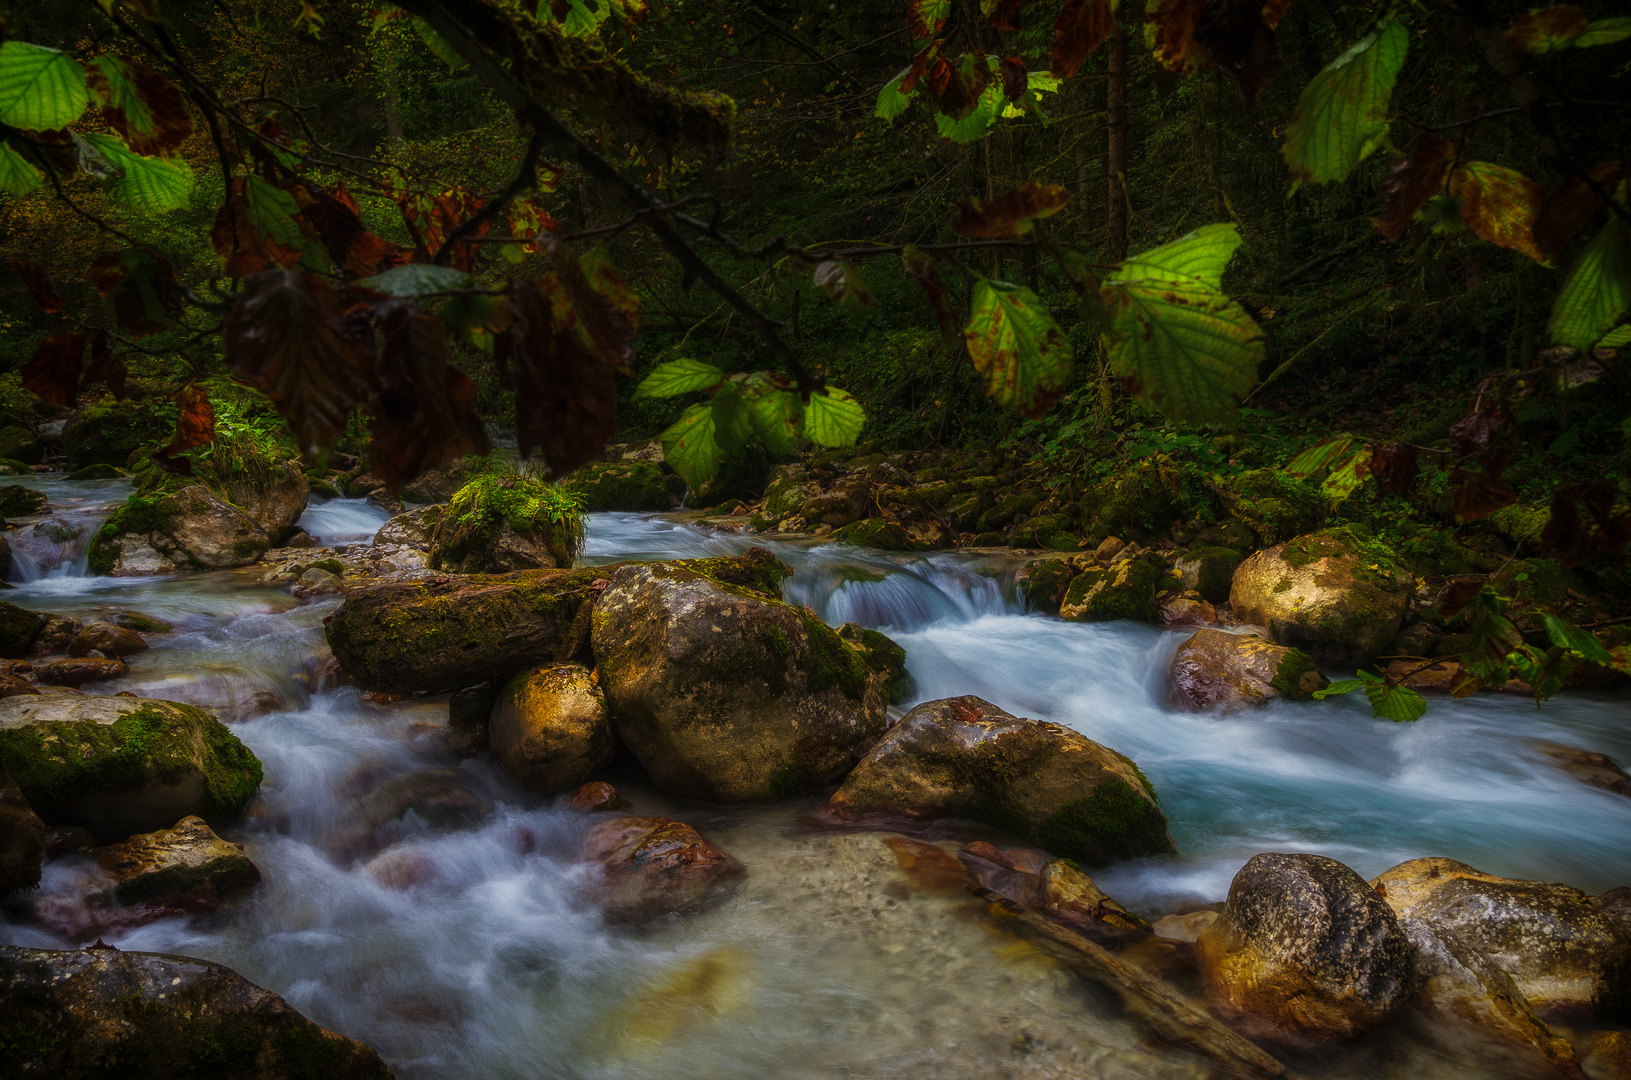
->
66;464;125;481
827;695;1174;867
0;695;262;842
0;945;395;1079
1059;552;1166;623
217;462;310;543
429;475;584;573
1019;558;1080;616
832;518;916;551
1230;527;1412;666
1217;469;1325;546
1175;546;1243;605
762;474;815;518
591;560;893;803
89;485;273;575
60;397;167;469
0;484;49;517
92;814;261;909
1170;629;1328;711
1198;852;1413;1042
0;425;42;465
373;504;442;548
489;662;614;794
2;769;45;895
562;459;673;512
0;601;46;658
837;622;911;704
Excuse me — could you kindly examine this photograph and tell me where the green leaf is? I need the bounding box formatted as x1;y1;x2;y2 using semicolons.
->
0;140;42;196
1598;324;1631;348
236;174;328;272
659;402;722;490
741;379;805;456
1312;679;1364;699
635;357;725;399
1100;229;1262;425
0;41;90;131
76;132;194;213
964;279;1074;419
412;17;467;70
1575;16;1631;47
710;380;753;453
357;263;473;296
1320;447;1373;502
1284;434;1358;477
934;85;1000;142
1364;678;1427;722
804;387;866;447
1541;612;1612;664
876;67;913;120
1111;222;1242;292
1549;216;1629;349
1282;18;1408;188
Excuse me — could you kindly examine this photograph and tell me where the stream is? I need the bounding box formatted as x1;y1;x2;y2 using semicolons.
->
4;475;1630;1079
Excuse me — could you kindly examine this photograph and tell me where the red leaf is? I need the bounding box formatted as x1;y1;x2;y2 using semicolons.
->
1373;133;1455;243
951;182;1071;238
1194;0;1284;111
505;279;618;478
368;304;491;492
300;184;409;278
907;0;951;40
925;53;990;120
1369;441;1418;497
21;332;85;408
1533;162;1621;261
1450;468;1517;523
1449;395;1507;461
546;238;637;373
902;41;939;94
999;56;1028;101
1051;0;1116;78
169;384;216;453
224;270;378;453
9;257;63;315
1542;481;1631;566
1504;5;1587;52
86;56;193;157
1146;0;1212;75
903;246;960;351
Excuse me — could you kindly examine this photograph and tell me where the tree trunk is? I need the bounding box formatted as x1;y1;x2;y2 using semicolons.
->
1105;26;1128;263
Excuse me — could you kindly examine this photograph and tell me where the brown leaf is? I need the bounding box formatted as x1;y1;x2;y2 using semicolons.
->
1051;0;1116;78
1450;468;1517;523
81;331;127;400
505;279;618;478
908;0;952;40
999;56;1028;101
86;56;193;157
1439;579;1484;620
368;305;491;492
925;53;990;120
9;257;63;314
300;184;409;278
1448;162;1546;261
86;249;183;338
951;182;1070;238
1372;133;1455;243
903;247;960;351
1146;0;1212;75
984;0;1024;30
1369;440;1418;497
1449;395;1507;461
168;384;216;453
224;270;377;453
1533;162;1621;261
1504;4;1587;52
21;333;84;408
1194;0;1284;111
546;239;638;374
901;41;939;94
1260;0;1292;28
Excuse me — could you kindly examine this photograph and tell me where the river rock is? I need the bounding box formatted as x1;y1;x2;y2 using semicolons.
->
568;780;630;812
1196;852;1413;1041
1230;527;1412;666
1170;629;1328;711
0;484;50;517
92;815;260;910
0;695;262;842
1175;546;1244;605
800;476;870;528
401;455;472;503
0;600;46;657
0;944;394;1079
1401;915;1583;1076
93;485;273;574
0;424;43;465
68;621;149;659
1585;1031;1631;1080
2;770;46;895
827;695;1173;866
29;614;82;657
489;663;614;794
326;768;490;861
59;396;166;468
1040;856;1149;931
291;567;344;598
35;657;129;687
373;504;443;548
1059;552;1165;623
428;475;582;573
562;459;673;511
591;559;891;803
581;815;744;921
1533;740;1631;798
1370;857;1631;1018
218;462;311;543
1153;910;1220;942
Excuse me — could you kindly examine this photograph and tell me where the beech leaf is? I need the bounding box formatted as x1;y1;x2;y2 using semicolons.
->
1194;0;1285;110
1282;18;1407;188
803;387;866;447
1504;5;1587;53
636;357;725;398
1051;0;1118;79
1548;216;1629;349
88;55;192;157
952;182;1070;238
1373;133;1455;243
964;280;1073;419
1448;161;1546;261
659;402;722;490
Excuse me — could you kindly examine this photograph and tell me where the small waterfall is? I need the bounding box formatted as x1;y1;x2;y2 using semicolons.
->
297;497;396;547
4;476;127;583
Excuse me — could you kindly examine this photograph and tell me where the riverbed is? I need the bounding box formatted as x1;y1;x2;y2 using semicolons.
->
3;474;1629;1079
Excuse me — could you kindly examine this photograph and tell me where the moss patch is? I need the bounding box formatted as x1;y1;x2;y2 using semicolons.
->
797;609;872;701
431;474;585;572
1035;778;1172;867
1270;647;1327;699
833;518;916;551
679;547;792;597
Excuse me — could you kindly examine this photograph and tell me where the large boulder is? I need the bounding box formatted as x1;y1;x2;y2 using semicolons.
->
218;462;310;544
0;945;394;1079
60;397;167;468
93;815;261;910
324;567;603;693
1058;551;1166;623
2;769;45;895
562;459;673;511
1174;546;1243;605
593;558;893;802
827;695;1173;866
0;484;49;517
1170;629;1327;711
800;476;870;528
1402;916;1583;1075
0;601;46;657
1230;527;1412;666
373;504;443;548
69;621;149;659
580;815;744;922
1371;857;1631;1019
428;475;583;573
489;663;614;794
90;486;272;574
0;695;263;842
1197;852;1413;1041
0;424;43;465
400;455;473;503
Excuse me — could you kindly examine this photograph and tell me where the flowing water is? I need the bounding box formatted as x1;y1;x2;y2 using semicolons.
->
5;494;1631;1079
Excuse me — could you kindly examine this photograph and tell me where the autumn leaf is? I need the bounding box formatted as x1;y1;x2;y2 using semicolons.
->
82;330;125;399
1533;162;1621;261
1450;468;1518;523
1051;0;1117;79
1194;0;1285;111
1504;5;1588;53
999;56;1028;101
1369;440;1418;497
224;269;377;453
925;53;991;120
903;246;961;351
504;277;618;477
86;248;183;338
9;257;63;315
951;182;1070;238
369;304;491;491
908;0;953;40
300;183;407;278
814;259;878;315
1449;161;1546;261
1372;132;1455;242
964;279;1073;419
87;55;192;157
21;332;84;408
169;384;216;453
547;238;637;373
1145;0;1209;75
984;0;1024;30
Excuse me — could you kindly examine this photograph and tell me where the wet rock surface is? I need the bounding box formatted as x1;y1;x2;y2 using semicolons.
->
828;695;1173;867
1169;629;1327;711
92;815;260;909
67;620;149;658
1;769;46;895
489;662;614;794
581;815;744;922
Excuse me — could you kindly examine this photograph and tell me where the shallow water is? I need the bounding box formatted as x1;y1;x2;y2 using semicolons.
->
5;505;1630;1079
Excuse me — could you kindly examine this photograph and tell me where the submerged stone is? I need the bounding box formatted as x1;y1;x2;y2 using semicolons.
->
580;815;744;922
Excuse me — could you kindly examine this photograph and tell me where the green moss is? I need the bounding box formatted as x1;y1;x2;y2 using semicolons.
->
0;485;48;517
679;548;793;597
1035;778;1172;867
1491;557;1579;606
1281;525;1405;591
1220;469;1324;545
797;609;871;701
67;463;125;480
1269;647;1326;699
761;476;811;517
839;624;910;704
61;396;168;468
1022;560;1079;616
431;474;586;572
1061;554;1164;623
832;518;916;551
1082;456;1182;542
309;478;342;499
